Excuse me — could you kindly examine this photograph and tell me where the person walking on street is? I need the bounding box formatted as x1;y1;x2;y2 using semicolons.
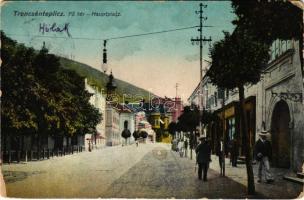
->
178;139;184;157
195;137;211;181
184;139;188;158
255;130;274;183
230;136;239;167
216;137;224;174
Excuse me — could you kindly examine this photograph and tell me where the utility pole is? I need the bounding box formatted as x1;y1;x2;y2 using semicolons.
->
191;3;212;137
175;83;179;98
221;88;226;177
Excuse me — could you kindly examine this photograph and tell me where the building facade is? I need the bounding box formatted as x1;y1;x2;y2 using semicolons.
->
189;39;304;172
255;40;304;171
85;79;106;150
117;104;135;144
105;105;121;146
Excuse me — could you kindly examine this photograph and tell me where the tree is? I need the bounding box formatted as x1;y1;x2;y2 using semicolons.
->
177;105;200;159
201;109;218;127
132;130;140;141
121;129;131;144
232;0;302;43
207;28;270;195
231;0;303;89
1;34;39;158
178;106;200;133
1;32;101;159
140;131;148;141
168;122;177;139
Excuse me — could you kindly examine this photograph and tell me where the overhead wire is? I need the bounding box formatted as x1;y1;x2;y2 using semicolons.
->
5;25;213;42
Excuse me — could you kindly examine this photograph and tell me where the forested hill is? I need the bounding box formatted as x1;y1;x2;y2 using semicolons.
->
60;58;158;102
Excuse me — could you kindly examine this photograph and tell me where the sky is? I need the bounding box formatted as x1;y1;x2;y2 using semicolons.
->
1;1;235;102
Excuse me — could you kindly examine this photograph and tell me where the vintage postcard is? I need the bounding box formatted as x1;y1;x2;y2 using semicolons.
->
1;0;303;199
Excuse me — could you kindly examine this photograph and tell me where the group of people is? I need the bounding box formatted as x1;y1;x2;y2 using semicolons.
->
216;137;239;169
195;130;274;183
172;138;188;158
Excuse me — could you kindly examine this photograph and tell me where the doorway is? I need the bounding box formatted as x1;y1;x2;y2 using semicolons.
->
271;100;291;168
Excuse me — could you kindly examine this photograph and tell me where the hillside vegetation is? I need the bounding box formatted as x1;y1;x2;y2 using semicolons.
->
60;58;157;102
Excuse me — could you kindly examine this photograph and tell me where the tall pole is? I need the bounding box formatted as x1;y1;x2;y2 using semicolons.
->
199;3;203;138
191;3;212;137
199;3;203;81
222;88;226;177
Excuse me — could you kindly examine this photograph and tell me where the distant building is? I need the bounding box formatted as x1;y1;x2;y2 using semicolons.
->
105;71;122;146
105;105;121;146
116;104;135;144
85;79;106;150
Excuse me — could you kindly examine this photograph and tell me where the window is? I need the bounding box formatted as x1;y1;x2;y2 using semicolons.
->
275;40;279;58
227;117;236;140
270;39;292;62
214;92;218;107
281;40;287;53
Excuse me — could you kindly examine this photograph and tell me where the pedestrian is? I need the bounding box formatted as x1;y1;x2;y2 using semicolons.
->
195;137;211;181
230;136;239;167
184;139;188;158
254;130;274;183
216;137;224;174
178;139;184;157
136;139;139;147
171;138;177;151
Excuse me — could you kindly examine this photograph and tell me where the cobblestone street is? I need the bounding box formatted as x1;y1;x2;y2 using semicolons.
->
2;143;303;198
101;146;249;199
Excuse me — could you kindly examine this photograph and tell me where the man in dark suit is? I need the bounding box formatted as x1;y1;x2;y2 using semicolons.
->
195;137;211;181
230;137;239;167
216;137;224;174
254;130;274;183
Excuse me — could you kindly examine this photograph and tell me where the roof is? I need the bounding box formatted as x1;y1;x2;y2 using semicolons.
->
115;104;132;113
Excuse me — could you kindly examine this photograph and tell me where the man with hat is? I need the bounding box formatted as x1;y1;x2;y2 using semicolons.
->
254;130;274;183
195;136;211;181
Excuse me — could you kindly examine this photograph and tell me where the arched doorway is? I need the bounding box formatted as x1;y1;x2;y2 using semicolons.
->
271;100;291;168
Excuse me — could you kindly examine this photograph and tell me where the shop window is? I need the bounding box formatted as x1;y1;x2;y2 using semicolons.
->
227;117;236;140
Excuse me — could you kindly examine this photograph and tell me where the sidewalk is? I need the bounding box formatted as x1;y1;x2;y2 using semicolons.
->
181;149;303;199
